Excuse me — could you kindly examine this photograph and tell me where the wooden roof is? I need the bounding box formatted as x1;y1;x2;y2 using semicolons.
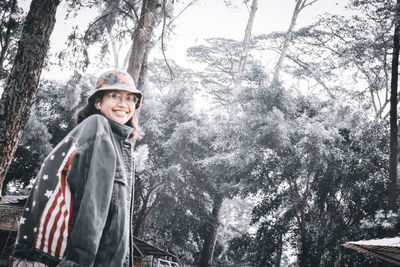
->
342;237;400;265
0;195;27;231
132;236;176;259
0;195;28;206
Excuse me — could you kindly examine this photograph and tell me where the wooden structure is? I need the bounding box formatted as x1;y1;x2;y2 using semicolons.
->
132;236;179;267
0;195;26;231
343;237;400;265
0;195;180;267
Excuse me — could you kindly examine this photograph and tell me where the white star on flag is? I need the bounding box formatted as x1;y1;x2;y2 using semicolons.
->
20;217;26;225
62;152;66;156
42;174;48;180
33;227;37;233
44;190;53;198
32;201;36;207
50;155;55;160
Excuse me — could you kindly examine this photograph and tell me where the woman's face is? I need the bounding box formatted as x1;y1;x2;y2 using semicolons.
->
97;90;137;125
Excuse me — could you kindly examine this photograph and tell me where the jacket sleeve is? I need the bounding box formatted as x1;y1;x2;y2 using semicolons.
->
58;134;117;267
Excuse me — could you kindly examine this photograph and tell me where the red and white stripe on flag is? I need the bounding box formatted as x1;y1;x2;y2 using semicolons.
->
34;145;78;259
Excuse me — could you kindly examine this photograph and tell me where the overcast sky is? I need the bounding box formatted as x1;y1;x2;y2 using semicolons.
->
166;0;354;65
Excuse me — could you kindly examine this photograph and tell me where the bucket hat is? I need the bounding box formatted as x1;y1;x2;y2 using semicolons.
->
88;70;143;109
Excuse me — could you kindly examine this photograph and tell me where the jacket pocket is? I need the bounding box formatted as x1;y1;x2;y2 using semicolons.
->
94;169;128;266
112;169;127;204
95;197;127;266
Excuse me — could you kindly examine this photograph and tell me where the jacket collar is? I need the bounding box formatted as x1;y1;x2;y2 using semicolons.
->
103;115;134;140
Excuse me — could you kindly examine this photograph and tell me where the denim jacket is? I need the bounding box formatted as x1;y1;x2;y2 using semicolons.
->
13;114;135;267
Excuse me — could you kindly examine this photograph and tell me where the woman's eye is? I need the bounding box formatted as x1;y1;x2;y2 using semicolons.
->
110;92;121;99
127;95;137;103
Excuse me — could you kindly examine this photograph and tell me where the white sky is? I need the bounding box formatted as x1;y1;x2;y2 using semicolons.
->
166;0;352;65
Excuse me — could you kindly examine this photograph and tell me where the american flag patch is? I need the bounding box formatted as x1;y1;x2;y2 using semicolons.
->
34;145;77;258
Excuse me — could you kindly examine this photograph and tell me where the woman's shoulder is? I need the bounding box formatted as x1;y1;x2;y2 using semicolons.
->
70;114;112;141
81;114;109;127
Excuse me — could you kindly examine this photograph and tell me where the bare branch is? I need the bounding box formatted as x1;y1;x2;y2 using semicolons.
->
167;0;200;28
234;0;258;89
272;0;303;83
104;0;136;20
273;47;337;100
122;42;133;70
107;26;119;68
83;13;111;43
272;0;319;84
303;0;319;9
123;0;140;20
383;95;400;120
376;98;389;119
161;0;174;79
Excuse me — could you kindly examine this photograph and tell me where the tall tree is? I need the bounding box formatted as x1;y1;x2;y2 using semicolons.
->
127;0;162;90
0;0;61;198
187;37;264;266
272;0;318;84
124;60;209;264
234;0;258;89
61;0;165;91
388;0;400;211
198;195;223;267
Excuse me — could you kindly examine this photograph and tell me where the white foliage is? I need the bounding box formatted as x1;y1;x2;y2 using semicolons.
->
134;144;149;173
360;209;399;229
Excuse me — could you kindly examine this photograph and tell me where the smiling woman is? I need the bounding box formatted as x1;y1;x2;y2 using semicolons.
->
76;69;143;139
13;69;144;267
97;91;138;125
87;70;143;126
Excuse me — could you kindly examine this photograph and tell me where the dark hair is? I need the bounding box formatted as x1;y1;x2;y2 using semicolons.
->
74;91;142;140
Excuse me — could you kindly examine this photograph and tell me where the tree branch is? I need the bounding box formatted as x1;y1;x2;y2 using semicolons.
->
161;0;174;79
83;13;111;43
107;25;119;68
123;0;140;20
285;52;337;100
167;0;200;28
234;0;258;89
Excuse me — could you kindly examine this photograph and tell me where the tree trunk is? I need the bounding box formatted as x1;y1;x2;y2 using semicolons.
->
234;0;258;89
198;196;223;267
0;0;61;199
127;0;161;91
275;231;283;267
107;25;119;69
295;201;308;267
299;234;309;267
132;185;157;237
272;0;318;84
388;0;400;211
137;44;151;92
